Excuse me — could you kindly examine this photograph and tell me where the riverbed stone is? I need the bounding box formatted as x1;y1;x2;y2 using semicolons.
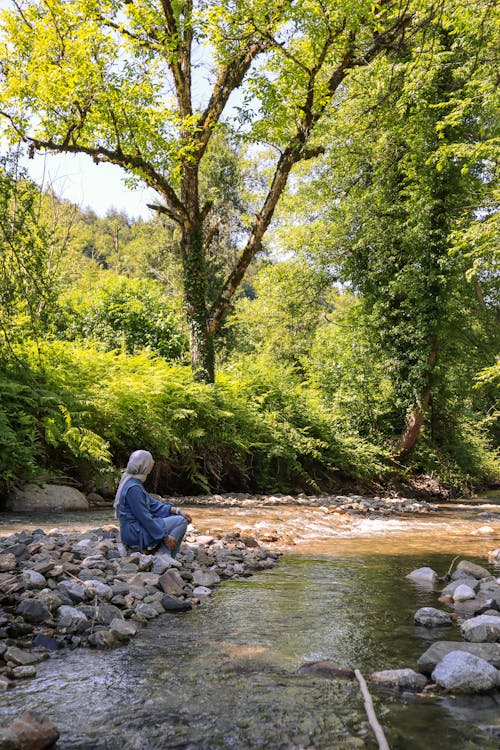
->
441;577;479;596
7;483;89;512
461;614;500;642
56;605;89;633
0;728;20;750
406;567;438;584
297;660;355;679
453;584;477;602
488;548;500;564
57;580;85;603
16;599;52;624
414;607;453;628
109;618;138;641
158;569;185;596
161;595;192;612
431;650;498;693
418;641;500;673
0;554;17;572
21;570;47;590
4;647;46;667
456;560;492;580
454;596;495;618
370;668;427;691
11;665;37;679
192;569;220;587
81;579;113;601
192;585;211;597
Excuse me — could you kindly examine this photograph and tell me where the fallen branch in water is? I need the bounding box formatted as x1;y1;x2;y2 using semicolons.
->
354;669;390;750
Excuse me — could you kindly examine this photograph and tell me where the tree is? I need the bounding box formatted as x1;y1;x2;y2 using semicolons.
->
0;0;430;381
282;5;499;459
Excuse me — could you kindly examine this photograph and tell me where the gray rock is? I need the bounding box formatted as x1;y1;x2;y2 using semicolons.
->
406;567;438;584
158;569;185;596
0;728;20;750
6;483;89;512
56;605;89;632
134;602;161;619
192;569;221;587
11;665;37;679
453;584;477;601
109;618;138;640
456;560;492;580
461;614;500;642
16;599;52;624
441;577;479;596
151;553;181;574
370;668;427;691
192;585;211;597
454;596;495;618
21;569;47;590
161;595;192;612
418;642;500;674
432;650;498;693
82;579;113;601
4;647;46;666
414;607;453;628
57;580;86;603
87;629;123;649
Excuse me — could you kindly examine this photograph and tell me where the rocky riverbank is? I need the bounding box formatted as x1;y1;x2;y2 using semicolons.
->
0;524;280;689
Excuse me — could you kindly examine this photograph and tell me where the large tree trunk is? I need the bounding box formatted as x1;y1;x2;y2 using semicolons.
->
395;335;438;459
181;223;215;383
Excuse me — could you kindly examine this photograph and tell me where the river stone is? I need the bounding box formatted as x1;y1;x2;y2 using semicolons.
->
16;599;52;624
192;569;220;587
441;577;479;596
151;553;181;574
4;647;45;667
488;548;500;564
414;607;453;627
456;560;492;580
88;629;123;649
82;579;113;601
32;633;61;651
0;553;17;572
432;650;498;693
6;483;89;512
36;589;63;612
158;569;185;596
134;602;161;619
161;595;192;612
56;605;89;632
406;567;438;584
453;584;477;601
461;614;500;642
57;580;86;603
21;570;47;590
454;596;495;618
370;669;427;691
192;585;212;597
11;665;37;679
80;603;123;626
297;660;355;679
0;728;20;750
109;618;138;640
418;642;500;673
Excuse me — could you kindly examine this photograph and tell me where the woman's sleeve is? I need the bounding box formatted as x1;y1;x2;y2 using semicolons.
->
125;485;168;541
148;497;174;517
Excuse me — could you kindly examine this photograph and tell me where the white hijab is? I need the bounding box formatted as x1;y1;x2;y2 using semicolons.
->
113;449;155;516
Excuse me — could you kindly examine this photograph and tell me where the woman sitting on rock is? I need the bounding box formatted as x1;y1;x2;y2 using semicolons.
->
114;450;191;564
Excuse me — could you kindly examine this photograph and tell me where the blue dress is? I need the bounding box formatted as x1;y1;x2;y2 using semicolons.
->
117;477;179;551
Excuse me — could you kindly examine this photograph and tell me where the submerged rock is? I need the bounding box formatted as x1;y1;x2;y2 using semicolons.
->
414;607;452;628
370;668;427;691
406;567;438;584
297;660;355;679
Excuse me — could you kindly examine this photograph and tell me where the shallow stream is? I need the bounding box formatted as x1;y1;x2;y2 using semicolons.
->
1;495;499;749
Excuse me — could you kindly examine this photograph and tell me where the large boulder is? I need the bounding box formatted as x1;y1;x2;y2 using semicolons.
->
461;614;500;642
431;650;498;693
6;484;89;512
418;641;500;674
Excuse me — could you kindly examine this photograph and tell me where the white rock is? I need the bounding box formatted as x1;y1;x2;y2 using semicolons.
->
432;650;498;693
406;567;438;584
453;584;477;602
461;615;500;642
192;586;212;597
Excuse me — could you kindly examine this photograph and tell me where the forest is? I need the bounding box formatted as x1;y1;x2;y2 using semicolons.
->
0;0;498;500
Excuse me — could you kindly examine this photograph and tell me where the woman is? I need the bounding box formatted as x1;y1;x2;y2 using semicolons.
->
114;450;192;561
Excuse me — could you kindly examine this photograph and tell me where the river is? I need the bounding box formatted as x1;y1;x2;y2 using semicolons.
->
1;495;499;749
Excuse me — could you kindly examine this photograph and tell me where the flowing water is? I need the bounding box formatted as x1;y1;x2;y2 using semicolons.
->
1;494;500;749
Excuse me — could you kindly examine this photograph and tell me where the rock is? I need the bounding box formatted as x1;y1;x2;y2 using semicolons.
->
192;569;220;587
461;614;500;642
0;554;17;572
11;666;37;679
431;650;498;693
81;580;113;601
158;569;185;596
161;595;192;612
472;525;495;536
21;570;47;590
406;567;438;584
0;728;21;750
454;596;495;618
56;605;89;633
414;607;453;627
6;484;89;512
488;548;500;564
441;577;479;596
151;553;181;574
7;711;59;750
56;581;85;603
4;647;45;667
456;560;492;580
370;668;427;691
134;602;161;619
16;599;52;624
192;585;211;597
87;629;123;649
418;642;500;674
109;618;138;641
297;660;355;679
453;584;477;602
32;633;61;651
